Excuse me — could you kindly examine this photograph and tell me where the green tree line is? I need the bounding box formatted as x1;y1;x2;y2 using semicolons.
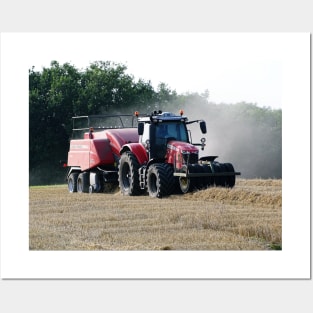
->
29;61;282;185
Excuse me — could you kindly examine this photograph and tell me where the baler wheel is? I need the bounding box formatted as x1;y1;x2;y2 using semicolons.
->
77;172;90;193
68;173;79;193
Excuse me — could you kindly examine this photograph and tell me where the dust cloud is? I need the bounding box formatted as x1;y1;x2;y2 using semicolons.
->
149;100;282;179
108;100;282;179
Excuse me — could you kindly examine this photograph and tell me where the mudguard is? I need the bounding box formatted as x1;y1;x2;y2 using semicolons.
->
120;143;149;165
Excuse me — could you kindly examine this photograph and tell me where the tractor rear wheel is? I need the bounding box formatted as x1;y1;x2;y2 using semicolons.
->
68;172;78;193
147;163;175;198
118;152;142;196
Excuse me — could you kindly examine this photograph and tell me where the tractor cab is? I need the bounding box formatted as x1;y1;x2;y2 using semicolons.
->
137;110;206;160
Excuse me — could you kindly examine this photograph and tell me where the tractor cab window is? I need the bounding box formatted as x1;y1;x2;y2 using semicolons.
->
149;121;189;159
155;122;188;143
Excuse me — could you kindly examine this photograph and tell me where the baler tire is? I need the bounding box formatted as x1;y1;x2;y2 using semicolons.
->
68;173;79;193
147;163;175;198
77;172;90;193
118;152;142;196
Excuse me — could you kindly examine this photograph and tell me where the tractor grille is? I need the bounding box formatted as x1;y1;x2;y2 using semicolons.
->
182;152;198;164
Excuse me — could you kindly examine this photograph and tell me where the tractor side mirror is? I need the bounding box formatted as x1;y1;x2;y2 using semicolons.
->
200;121;207;134
138;122;144;135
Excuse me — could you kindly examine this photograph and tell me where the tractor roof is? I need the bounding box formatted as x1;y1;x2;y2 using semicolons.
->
138;111;188;123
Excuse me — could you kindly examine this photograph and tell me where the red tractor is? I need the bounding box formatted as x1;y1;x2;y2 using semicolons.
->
65;110;240;197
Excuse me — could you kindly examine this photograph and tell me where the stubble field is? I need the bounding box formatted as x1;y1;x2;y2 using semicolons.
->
29;179;282;250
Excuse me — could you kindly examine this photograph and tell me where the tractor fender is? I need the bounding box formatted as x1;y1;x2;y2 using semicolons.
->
120;143;148;165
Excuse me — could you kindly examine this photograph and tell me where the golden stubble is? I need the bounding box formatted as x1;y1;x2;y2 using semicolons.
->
29;179;282;250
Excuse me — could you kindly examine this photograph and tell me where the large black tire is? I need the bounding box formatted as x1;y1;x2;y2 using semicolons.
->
118;152;142;196
200;164;211;188
194;164;207;189
147;163;175;198
219;163;228;187
68;172;79;193
77;172;90;193
212;162;222;186
202;164;214;188
224;163;236;188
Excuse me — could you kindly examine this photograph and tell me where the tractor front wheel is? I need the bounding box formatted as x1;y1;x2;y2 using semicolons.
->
179;176;190;194
178;165;191;193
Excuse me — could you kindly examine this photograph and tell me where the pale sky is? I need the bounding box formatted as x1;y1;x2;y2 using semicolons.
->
20;32;289;109
1;32;309;113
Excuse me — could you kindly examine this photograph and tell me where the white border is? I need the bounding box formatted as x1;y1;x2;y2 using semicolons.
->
0;32;310;279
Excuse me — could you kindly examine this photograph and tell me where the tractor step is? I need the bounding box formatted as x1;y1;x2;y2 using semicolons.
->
139;166;147;189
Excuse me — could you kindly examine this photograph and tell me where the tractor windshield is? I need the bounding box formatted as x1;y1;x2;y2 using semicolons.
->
155;122;188;143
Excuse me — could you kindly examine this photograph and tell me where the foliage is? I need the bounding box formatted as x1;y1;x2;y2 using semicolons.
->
29;61;282;185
